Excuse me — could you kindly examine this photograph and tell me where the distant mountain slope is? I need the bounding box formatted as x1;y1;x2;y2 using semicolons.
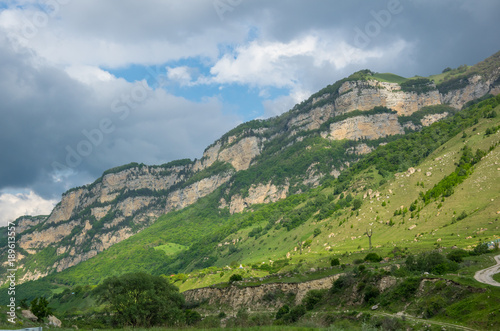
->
2;50;499;285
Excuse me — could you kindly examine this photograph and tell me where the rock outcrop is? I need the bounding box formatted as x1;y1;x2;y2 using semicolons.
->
183;275;340;310
321;113;404;141
224;182;289;214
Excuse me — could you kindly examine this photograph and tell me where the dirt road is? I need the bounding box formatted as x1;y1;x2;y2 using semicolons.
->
474;254;500;286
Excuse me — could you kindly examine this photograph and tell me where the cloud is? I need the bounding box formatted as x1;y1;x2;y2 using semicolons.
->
0;35;241;200
0;190;57;226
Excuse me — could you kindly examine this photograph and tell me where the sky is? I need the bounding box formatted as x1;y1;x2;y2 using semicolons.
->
0;0;499;225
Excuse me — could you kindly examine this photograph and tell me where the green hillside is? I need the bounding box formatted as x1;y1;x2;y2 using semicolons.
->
8;95;499;298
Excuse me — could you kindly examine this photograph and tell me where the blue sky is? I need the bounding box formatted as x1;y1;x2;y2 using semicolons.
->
0;0;500;224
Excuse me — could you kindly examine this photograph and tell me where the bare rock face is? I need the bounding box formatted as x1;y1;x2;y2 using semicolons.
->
441;74;499;109
421;112;449;126
288;104;335;131
183;274;341;310
322;113;404;141
335;80;441;116
218;136;261;171
166;174;233;212
227;182;289;214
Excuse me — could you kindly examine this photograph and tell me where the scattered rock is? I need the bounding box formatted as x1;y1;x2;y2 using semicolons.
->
426;172;432;177
371;304;379;310
22;310;37;322
48;315;62;327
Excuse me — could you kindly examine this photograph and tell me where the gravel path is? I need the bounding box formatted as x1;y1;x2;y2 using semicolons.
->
474;254;500;287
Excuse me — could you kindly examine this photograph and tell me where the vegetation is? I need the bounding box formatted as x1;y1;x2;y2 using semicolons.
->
94;272;184;327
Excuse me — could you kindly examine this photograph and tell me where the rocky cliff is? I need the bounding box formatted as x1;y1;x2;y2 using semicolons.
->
6;54;500;284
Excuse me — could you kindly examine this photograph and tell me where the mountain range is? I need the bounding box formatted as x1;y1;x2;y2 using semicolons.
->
2;50;500;292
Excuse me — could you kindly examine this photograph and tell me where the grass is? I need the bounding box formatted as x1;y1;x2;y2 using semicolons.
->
154;243;188;255
371;72;407;84
493;272;500;283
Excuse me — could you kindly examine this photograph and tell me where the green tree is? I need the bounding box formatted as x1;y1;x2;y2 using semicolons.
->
313;227;322;237
30;297;53;322
94;272;184;327
229;274;243;283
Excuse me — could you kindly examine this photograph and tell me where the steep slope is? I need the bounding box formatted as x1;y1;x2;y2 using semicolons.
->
2;51;500;285
23;94;500;290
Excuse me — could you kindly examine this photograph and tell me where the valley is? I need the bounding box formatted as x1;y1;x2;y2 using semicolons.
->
2;51;500;330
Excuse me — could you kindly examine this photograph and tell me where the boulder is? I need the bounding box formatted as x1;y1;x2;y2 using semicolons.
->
21;309;38;321
48;315;62;327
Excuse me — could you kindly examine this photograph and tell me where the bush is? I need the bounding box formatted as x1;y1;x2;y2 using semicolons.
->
184;310;202;325
364;252;383;263
302;289;325;310
229;274;243;283
313;227;322;237
275;305;290;320
446;249;469;263
330;257;340;266
284;305;306;323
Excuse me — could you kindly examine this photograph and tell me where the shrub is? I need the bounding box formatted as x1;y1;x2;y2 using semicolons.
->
330;257;340;266
302;289;325;310
446;249;469;263
275;305;290;320
313;227;322;237
284;305;306;323
229;274;243;283
364;253;383;263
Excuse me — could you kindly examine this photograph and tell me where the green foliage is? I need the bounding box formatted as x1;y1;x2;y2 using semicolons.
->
93;272;184;327
352;198;362;210
447;249;469;263
471;242;490;256
30;297;53;322
313;227;322;237
275;305;290;320
330;257;340;266
184;309;202;325
398;105;456;127
229;274;243;283
399;78;436;94
405;251;459;274
302;289;325;310
283;304;306;323
364;253;383;263
421;145;484;204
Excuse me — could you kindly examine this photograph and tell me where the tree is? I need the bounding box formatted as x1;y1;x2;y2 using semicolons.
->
30;297;53;322
313;227;321;237
94;272;184;327
352;198;362;210
365;228;373;250
229;274;243;283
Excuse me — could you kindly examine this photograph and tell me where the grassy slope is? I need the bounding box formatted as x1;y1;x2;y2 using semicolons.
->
28;98;497;293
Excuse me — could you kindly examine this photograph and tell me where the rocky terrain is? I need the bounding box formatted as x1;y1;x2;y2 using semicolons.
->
4;56;500;284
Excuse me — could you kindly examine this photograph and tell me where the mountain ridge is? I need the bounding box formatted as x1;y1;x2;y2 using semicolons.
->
3;50;500;285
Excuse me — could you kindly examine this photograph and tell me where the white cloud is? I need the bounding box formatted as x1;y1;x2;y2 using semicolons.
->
0;190;57;226
166;66;195;86
206;33;406;89
65;65;115;84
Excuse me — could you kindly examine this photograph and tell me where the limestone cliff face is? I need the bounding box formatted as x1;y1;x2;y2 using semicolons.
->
441;72;500;109
223;182;289;214
165;174;233;212
321;113;404;141
335;80;441;116
218;137;262;171
10;162;234;281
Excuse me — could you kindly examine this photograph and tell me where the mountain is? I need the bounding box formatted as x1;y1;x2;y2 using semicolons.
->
2;50;500;287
